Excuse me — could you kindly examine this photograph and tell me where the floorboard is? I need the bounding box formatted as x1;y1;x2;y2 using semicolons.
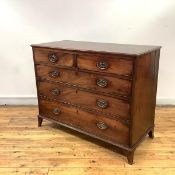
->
0;106;174;174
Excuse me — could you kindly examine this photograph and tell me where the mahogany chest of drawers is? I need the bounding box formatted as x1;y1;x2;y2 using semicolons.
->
31;40;161;164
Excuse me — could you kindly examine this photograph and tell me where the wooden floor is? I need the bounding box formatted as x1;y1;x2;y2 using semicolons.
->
0;106;174;175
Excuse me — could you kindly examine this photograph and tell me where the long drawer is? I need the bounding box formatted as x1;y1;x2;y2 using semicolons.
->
37;81;130;120
36;65;131;97
39;99;129;145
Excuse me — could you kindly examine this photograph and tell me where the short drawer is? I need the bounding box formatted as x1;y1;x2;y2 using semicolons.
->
36;65;131;97
33;48;74;67
39;99;129;146
37;81;130;120
77;54;133;76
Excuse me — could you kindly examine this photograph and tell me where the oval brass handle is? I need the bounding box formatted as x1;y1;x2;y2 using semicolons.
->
52;108;61;115
97;61;108;70
51;88;61;96
49;70;60;78
96;121;108;130
48;54;58;63
96;78;108;88
97;99;108;109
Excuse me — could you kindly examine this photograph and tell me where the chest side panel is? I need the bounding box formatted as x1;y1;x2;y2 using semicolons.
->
130;50;160;146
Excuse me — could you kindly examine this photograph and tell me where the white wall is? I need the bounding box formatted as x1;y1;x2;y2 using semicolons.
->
0;0;175;105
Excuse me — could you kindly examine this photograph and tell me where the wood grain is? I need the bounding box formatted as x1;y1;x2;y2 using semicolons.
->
77;53;133;76
33;48;74;67
130;50;160;146
36;65;131;97
37;81;130;120
0;106;174;174
31;40;161;56
39;99;129;145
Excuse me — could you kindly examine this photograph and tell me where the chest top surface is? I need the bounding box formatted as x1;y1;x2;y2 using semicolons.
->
31;40;161;56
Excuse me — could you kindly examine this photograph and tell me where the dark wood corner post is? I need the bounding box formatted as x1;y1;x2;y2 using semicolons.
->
38;116;43;127
148;128;154;139
126;149;135;165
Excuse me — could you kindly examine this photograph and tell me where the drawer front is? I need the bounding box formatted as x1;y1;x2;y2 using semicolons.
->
38;81;130;120
36;65;131;97
33;48;74;67
39;99;129;145
77;54;133;76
